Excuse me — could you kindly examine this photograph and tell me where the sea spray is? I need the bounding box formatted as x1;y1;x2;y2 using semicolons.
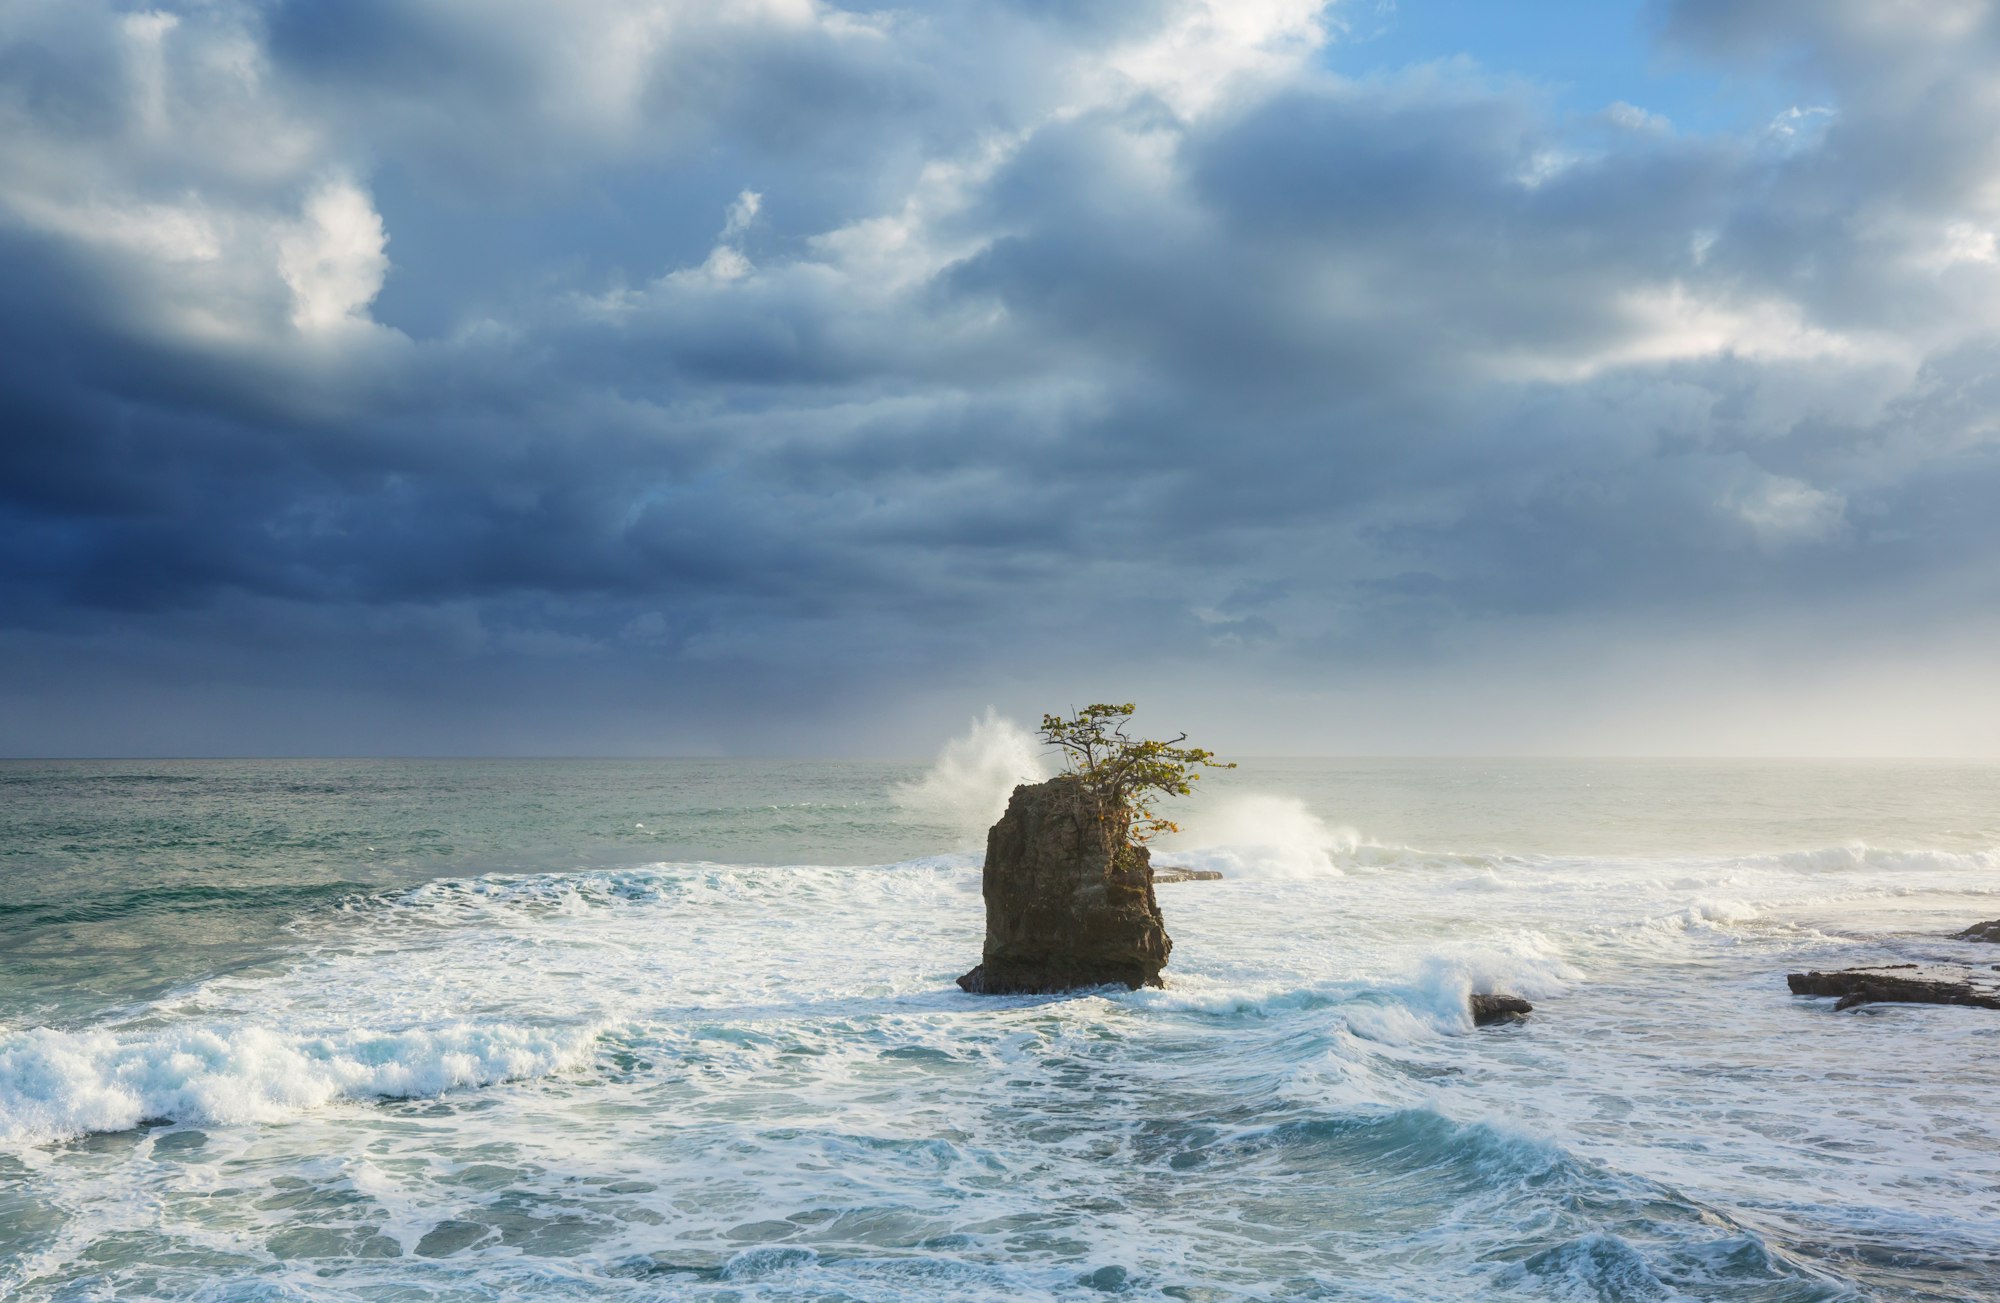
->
1163;792;1361;879
890;709;1048;843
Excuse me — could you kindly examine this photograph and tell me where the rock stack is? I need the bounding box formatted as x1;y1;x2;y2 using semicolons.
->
957;775;1172;994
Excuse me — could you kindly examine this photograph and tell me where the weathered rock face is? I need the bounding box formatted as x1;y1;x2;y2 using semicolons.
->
1787;964;2000;1012
957;776;1171;994
1956;919;2000;943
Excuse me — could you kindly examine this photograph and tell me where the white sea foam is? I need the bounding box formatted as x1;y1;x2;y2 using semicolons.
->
1643;897;1762;933
377;855;981;928
1410;941;1575;1012
1753;842;2000;875
0;1021;598;1143
1164;793;1361;879
890;708;1048;842
9;794;2000;1300
1125;939;1573;1041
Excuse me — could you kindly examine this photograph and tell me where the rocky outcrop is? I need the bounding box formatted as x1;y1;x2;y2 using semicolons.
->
1151;865;1223;883
1955;919;2000;943
1470;993;1533;1026
958;776;1171;994
1787;964;2000;1012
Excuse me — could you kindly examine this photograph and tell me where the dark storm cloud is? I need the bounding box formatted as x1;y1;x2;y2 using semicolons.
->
2;0;1999;753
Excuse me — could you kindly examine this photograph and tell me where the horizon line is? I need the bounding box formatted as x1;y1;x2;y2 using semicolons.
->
4;753;1998;764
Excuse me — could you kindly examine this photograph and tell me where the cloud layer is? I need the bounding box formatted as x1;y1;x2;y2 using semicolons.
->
4;0;1999;755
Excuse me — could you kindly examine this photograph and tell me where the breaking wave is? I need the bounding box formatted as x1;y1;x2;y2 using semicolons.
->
890;709;1047;843
1164;793;1361;879
0;1021;599;1144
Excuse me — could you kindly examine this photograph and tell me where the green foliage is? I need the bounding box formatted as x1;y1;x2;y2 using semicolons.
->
1038;703;1234;843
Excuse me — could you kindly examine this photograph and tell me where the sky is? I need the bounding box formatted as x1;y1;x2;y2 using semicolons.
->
3;0;2000;758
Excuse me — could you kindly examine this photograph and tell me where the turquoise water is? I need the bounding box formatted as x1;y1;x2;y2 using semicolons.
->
3;753;1999;1300
0;759;935;1024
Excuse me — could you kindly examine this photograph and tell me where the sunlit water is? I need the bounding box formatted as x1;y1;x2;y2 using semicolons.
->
3;753;1999;1301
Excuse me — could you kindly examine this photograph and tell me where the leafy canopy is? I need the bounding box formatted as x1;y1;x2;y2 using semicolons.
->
1038;703;1234;842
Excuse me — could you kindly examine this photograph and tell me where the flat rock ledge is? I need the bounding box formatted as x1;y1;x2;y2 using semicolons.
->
1151;865;1224;883
1955;919;2000;943
1787;964;2000;1012
1470;993;1533;1026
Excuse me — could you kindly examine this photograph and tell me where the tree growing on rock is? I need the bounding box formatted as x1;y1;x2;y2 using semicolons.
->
958;704;1232;993
1037;703;1234;843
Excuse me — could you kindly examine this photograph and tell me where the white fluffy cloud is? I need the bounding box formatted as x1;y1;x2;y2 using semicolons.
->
278;180;389;331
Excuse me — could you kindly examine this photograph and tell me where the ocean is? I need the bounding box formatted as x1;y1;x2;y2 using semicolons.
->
2;740;1998;1301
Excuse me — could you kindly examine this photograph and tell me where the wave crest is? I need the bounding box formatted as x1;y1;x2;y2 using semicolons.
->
0;1020;598;1144
1753;842;2000;875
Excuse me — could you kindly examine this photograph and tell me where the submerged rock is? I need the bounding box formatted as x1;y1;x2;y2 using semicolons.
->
957;775;1171;994
1787;964;2000;1012
1955;919;2000;943
1151;865;1223;883
1469;993;1533;1026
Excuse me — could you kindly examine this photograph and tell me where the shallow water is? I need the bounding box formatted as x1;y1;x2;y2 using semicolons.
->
2;756;1998;1300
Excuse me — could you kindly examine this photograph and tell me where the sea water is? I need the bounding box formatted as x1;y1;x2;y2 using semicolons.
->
2;742;1998;1301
